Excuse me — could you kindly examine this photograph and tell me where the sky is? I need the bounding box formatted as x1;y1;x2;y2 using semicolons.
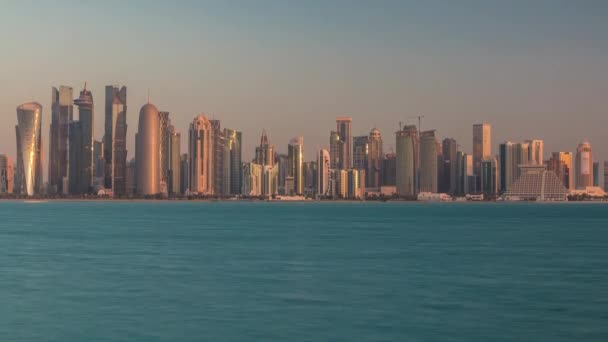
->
1;0;607;177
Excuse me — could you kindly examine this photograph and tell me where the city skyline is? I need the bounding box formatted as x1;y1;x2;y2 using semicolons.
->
1;1;607;169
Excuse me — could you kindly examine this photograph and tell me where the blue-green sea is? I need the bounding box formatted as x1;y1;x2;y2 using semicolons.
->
1;201;607;341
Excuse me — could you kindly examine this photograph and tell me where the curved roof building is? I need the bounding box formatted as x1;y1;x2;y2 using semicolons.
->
136;103;160;195
16;102;43;196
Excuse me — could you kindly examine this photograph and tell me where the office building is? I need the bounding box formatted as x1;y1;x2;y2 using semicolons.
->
158;111;170;190
68;121;83;194
104;85;128;195
136;103;160;195
0;155;14;194
189;114;214;195
317;149;330;196
277;154;288;195
481;158;498;196
419;130;438;193
383;153;396;186
527;139;544;165
441;138;458;194
367;128;383;188
336;117;352;169
209;119;224;196
242;162;263;196
575;140;593;189
15;102;43;196
593;162;599;187
255;130;274;166
73;84;94;193
329;130;342;169
473;123;491;188
180;154;189;195
395;125;418;197
125;158;136;196
303;161;317;197
604;161;608;192
288;136;304;195
353;135;368;171
224;128;242;195
547;152;573;190
48;86;73;194
93;140;104;179
168;126;181;195
347;169;361;199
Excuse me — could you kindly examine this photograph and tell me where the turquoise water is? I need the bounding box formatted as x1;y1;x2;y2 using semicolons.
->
1;202;607;341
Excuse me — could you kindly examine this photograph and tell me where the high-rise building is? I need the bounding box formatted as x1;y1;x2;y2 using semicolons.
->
353;135;368;171
136;103;160;196
93;140;104;179
288;136;304;195
73;84;94;193
209;119;224;196
180;154;189;195
125;158;136;196
575;140;593;189
367;128;383;188
347;169;361;199
527;139;544;165
104;85;128;196
547;152;573;190
383;153;396;186
49;86;73;194
188;114;214;195
68;121;83;194
481;158;498;196
336;117;353;169
168;126;181;195
255;130;275;166
441;138;458;194
0;155;14;194
277;154;289;195
158;111;170;190
604;161;608;192
499;142;514;193
395;125;418;197
317;149;330;196
473;123;491;188
593;162;600;187
457;152;475;195
224;128;242;195
15;102;43;196
303;161;317;197
329;131;342;169
242;162;263;196
419;130;438;193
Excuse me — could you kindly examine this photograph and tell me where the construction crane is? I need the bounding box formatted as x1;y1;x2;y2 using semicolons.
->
407;115;425;133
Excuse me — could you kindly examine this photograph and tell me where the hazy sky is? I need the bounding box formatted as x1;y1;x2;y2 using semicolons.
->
1;1;607;172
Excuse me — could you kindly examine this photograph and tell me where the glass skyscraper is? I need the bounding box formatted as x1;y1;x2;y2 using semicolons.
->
104;85;128;196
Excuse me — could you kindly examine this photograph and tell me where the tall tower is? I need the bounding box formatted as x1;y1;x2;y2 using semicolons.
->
575;140;593;189
49;86;73;194
419;130;438;193
158;111;170;189
526;139;544;165
168;125;181;195
367;128;383;189
353;136;369;171
255;130;275;166
188;114;214;195
329;131;342;169
224;128;242;195
104;85;128;196
73;84;94;193
0;155;14;194
288;136;304;195
499;142;514;193
395;125;418;197
136;103;160;195
15;102;43;196
336;117;352;169
473;123;491;186
317;149;330;196
441;138;458;194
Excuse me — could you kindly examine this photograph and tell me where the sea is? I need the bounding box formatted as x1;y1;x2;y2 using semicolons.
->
1;201;607;341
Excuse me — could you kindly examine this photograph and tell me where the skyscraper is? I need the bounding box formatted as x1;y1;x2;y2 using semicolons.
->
395;125;418;197
180;153;189;195
188;114;214;195
367;128;383;188
288;136;304;195
15;102;43;196
527;139;544;165
210;119;224;196
383;153;396;186
158;111;170;190
547;152;573;190
481;158;498;196
104;85;128;196
255;130;275;166
593;162;599;187
336;117;352;169
499;142;514;193
0;155;14;195
68;121;83;194
473;123;491;188
73;84;94;193
317;149;330;196
93;140;104;179
168;125;181;195
353;135;369;171
224;128;242;195
575;140;593;189
441;138;458;194
136;103;160;196
419;130;438;193
49;86;73;194
604;161;608;192
329;130;342;169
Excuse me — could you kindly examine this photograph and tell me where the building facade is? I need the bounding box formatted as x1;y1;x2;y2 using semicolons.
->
0;155;14;195
49;86;73;194
336;117;352;169
15;102;43;196
575;140;593;189
419;130;438;193
473;123;491;188
104;85;128;196
317;149;330;196
73;84;94;194
136;103;161;196
367;128;383;188
395;125;418;197
188;114;214;195
288;136;304;195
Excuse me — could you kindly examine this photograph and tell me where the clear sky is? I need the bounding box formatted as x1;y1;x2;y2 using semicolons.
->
1;1;607;172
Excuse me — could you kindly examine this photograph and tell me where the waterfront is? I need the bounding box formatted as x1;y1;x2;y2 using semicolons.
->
1;202;607;341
